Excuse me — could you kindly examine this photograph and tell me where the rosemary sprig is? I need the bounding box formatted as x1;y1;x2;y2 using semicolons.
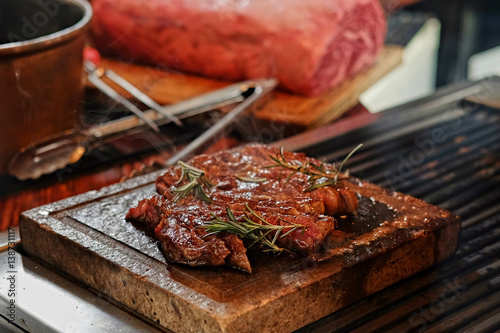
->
265;144;363;192
236;175;267;183
171;161;214;204
199;204;307;253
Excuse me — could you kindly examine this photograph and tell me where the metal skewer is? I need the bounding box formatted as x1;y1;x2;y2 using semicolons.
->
101;68;184;127
83;46;183;127
166;78;277;165
85;61;162;133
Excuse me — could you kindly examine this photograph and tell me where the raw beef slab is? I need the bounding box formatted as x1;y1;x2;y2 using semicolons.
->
90;0;387;96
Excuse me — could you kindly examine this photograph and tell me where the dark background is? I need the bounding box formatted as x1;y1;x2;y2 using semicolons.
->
407;0;500;87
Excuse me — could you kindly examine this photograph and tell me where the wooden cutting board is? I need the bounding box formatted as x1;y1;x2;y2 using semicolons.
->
19;168;459;333
95;45;402;128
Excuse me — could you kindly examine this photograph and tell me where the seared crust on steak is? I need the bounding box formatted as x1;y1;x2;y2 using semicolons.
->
155;214;231;267
219;234;252;273
127;144;359;272
127;198;252;271
255;213;337;253
126;195;166;235
156;145;358;216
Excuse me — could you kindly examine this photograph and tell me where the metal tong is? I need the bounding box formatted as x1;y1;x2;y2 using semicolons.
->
7;78;277;180
84;54;183;130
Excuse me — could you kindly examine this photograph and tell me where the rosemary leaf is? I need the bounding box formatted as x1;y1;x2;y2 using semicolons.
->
338;143;363;173
310;162;324;173
236;175;267;183
284;170;298;186
266;144;363;192
174;179;197;192
304;179;336;192
244;204;270;225
171;161;213;204
281;227;297;238
200;204;307;254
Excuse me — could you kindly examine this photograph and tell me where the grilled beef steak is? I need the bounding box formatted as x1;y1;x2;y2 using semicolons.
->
90;0;386;96
128;198;253;271
126;144;358;272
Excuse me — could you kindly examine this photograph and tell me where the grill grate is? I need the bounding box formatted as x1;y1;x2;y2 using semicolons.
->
296;98;500;332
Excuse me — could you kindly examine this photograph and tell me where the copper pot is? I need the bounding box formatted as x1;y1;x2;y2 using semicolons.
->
0;0;92;175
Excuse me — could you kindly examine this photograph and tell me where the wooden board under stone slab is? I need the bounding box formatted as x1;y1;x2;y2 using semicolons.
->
19;169;460;333
92;45;402;129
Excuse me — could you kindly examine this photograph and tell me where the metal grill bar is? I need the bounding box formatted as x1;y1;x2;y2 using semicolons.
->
346;112;492;173
422;173;500;209
460;206;500;231
314;105;467;162
460;308;500;333
301;239;500;332
346;116;498;181
295;80;500;333
424;290;500;333
397;142;500;198
440;184;500;214
303;257;500;332
300;204;500;332
364;129;500;188
383;271;500;333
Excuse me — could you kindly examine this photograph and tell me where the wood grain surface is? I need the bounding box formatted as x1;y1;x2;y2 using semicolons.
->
95;45;402;128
